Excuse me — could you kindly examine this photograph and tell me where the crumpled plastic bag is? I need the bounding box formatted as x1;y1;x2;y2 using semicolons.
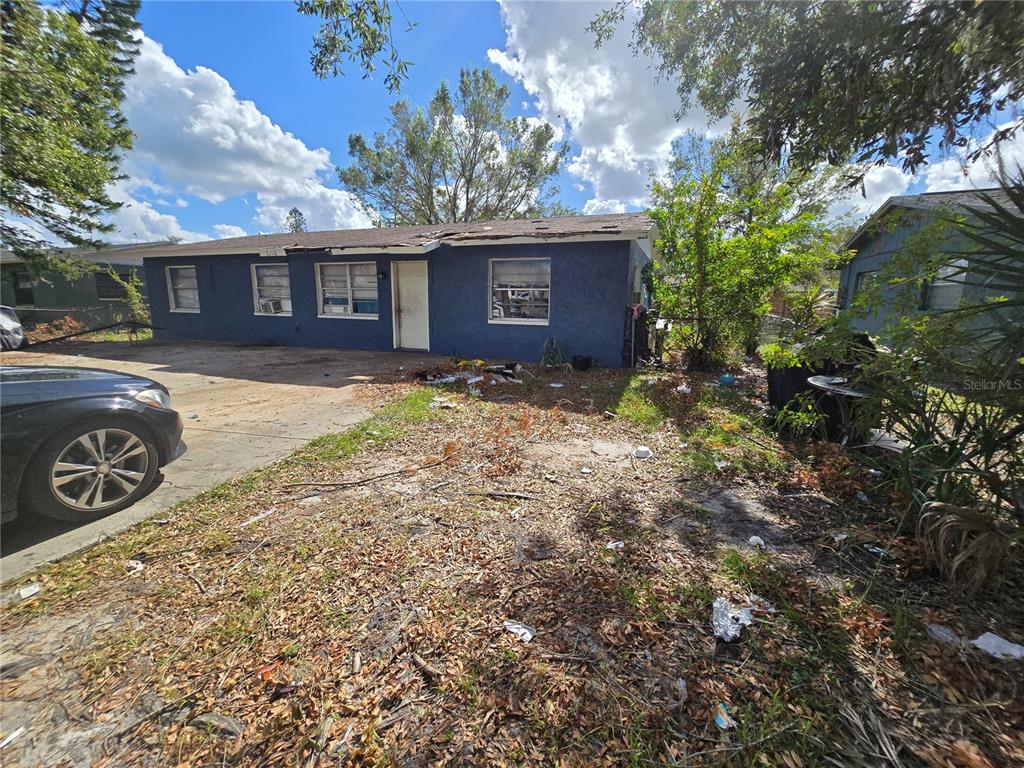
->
971;631;1024;660
712;597;752;642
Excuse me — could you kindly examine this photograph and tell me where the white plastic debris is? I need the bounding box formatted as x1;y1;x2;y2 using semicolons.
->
926;624;960;645
0;726;25;749
675;384;692;394
580;466;593;475
125;559;145;574
429;395;457;409
746;593;778;614
970;632;1024;660
714;460;730;471
605;540;625;551
503;621;535;643
633;446;653;459
20;583;41;600
549;382;565;388
426;376;457;386
712;597;753;642
832;532;849;545
866;469;883;478
748;535;766;549
466;375;484;385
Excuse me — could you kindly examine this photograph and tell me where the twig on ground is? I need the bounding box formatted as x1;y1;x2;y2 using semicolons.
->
466;490;539;500
284;457;450;491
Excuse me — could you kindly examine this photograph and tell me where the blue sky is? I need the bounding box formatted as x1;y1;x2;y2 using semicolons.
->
97;1;1019;244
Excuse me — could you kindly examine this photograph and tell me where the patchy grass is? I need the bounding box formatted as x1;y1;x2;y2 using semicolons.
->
614;375;668;429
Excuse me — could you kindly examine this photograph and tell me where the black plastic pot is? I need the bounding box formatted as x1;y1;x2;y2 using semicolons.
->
571;355;594;371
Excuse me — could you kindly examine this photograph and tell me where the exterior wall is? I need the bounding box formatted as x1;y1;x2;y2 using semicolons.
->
144;239;639;368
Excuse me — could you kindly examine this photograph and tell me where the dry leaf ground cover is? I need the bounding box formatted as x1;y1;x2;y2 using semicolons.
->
2;364;1022;767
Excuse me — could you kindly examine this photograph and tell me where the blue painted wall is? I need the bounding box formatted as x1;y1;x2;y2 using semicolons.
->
144;239;640;367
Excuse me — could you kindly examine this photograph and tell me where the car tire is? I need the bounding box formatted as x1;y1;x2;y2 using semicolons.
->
21;417;160;522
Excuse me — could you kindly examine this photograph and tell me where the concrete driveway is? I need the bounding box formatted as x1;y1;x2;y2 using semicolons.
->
1;341;444;582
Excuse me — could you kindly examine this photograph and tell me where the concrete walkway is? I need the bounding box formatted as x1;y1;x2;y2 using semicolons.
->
1;341;444;581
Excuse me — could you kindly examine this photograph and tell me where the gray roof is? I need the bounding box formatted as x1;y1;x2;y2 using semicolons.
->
845;187;1010;249
141;213;655;258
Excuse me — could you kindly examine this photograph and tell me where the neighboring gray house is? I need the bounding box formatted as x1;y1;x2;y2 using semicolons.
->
838;188;1014;336
1;242;171;329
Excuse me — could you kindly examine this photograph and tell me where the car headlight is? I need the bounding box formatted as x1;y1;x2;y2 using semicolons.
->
134;388;171;410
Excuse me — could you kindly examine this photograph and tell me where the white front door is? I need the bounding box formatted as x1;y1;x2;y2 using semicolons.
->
392;261;429;350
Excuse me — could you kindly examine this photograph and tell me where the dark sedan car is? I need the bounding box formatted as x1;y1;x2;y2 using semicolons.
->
1;366;185;523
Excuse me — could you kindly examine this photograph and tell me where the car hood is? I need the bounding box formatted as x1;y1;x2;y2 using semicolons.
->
0;366;165;397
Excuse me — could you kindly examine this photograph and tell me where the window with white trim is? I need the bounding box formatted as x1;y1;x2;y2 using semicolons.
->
489;258;550;324
167;266;200;312
252;263;292;315
925;258;967;311
317;262;379;318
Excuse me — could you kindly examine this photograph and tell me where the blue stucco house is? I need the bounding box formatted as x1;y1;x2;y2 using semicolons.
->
838;188;1015;336
141;214;655;368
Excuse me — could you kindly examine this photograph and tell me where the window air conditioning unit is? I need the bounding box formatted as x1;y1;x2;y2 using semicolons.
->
259;299;284;314
339;305;351;314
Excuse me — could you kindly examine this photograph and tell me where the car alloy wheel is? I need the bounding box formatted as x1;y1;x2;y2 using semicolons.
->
48;428;151;511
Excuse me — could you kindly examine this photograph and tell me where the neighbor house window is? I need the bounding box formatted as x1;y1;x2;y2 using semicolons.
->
166;265;200;312
925;258;967;311
95;270;127;301
251;263;292;315
489;258;550;324
853;270;879;298
9;267;34;306
316;262;379;318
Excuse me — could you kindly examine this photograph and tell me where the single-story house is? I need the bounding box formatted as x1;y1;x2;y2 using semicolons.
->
838;188;1016;336
1;241;169;329
141;214;656;368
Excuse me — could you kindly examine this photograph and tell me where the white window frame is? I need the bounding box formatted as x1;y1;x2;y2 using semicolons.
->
315;261;379;320
925;258;968;311
488;257;551;326
165;265;200;313
250;262;292;317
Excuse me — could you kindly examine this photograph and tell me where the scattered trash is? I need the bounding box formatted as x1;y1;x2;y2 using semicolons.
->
748;535;766;549
718;374;736;387
713;702;737;729
466;375;484;385
926;624;961;645
125;558;145;574
0;726;25;749
15;583;41;602
679;441;689;449
605;540;625;551
429;395;457;410
633;446;653;459
714;460;730;471
426;376;458;386
674;677;688;704
602;410;616;419
187;413;200;420
549;383;564;388
503;621;535;643
675;383;692;394
256;661;281;681
832;532;849;545
746;593;778;614
863;544;892;558
580;467;593;475
153;518;170;525
241;508;276;528
856;491;870;504
866;469;883;479
270;681;304;701
970;632;1024;660
187;713;246;739
712;597;753;642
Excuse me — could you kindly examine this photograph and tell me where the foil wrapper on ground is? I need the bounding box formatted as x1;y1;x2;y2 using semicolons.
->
712;597;753;642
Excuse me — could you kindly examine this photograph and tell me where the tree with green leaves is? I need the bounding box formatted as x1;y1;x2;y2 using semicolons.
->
1;0;140;275
651;131;850;366
297;0;412;93
337;67;570;225
592;1;1024;175
286;207;308;233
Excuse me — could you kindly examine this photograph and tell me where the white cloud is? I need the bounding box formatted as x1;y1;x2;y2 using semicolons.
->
829;164;914;222
112;34;371;238
213;224;248;239
106;181;208;243
921;121;1023;192
489;1;724;213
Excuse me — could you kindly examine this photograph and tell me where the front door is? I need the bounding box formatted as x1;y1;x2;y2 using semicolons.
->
392;261;429;350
